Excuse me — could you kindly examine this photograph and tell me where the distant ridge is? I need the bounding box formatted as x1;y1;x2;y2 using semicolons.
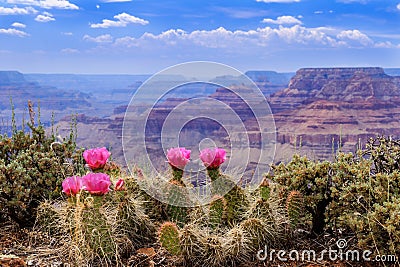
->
0;71;91;117
0;71;27;85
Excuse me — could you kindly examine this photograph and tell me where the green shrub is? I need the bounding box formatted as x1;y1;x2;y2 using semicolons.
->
364;136;400;174
0;101;84;227
329;138;400;256
271;137;400;257
270;154;331;236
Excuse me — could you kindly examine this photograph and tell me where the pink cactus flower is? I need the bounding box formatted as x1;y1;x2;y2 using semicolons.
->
167;147;191;169
115;178;125;191
200;148;226;169
82;173;111;196
62;176;83;196
83;147;110;170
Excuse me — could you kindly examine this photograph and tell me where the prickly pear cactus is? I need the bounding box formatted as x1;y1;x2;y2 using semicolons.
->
246;198;272;221
116;195;156;247
223;226;252;264
209;195;227;228
240;218;274;250
165;180;191;225
206;167;221;182
211;176;248;225
179;224;203;263
158;222;182;256
286;190;305;228
259;178;271;201
198;234;224;267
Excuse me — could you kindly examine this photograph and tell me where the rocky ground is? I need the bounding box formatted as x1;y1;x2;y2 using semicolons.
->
0;221;383;267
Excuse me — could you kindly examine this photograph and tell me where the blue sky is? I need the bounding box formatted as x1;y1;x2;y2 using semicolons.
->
0;0;399;74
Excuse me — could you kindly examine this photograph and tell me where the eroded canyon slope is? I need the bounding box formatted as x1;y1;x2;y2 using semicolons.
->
49;67;400;166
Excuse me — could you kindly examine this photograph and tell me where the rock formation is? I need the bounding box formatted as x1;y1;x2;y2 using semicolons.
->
52;67;400;166
269;67;400;113
270;67;400;160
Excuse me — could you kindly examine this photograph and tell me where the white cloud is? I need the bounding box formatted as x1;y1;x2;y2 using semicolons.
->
262;15;302;25
337;29;373;46
0;28;29;37
11;22;26;28
62;32;73;35
112;25;380;51
374;41;397;48
40;0;78;9
314;10;323;14
397;3;400;10
256;0;300;3
0;6;38;15
90;12;149;28
83;34;113;43
35;11;55;22
6;0;79;10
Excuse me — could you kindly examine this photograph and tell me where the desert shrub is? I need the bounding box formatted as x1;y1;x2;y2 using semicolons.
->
364;136;400;174
329;138;400;256
271;138;400;257
270;154;331;236
0;101;85;227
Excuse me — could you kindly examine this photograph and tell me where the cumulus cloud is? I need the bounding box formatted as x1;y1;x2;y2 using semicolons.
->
374;41;397;48
90;12;149;28
112;25;381;50
0;28;29;37
256;0;300;3
11;22;26;28
83;34;113;43
40;0;78;9
35;11;55;22
0;6;37;15
6;0;79;10
397;3;400;10
337;29;373;46
262;15;302;25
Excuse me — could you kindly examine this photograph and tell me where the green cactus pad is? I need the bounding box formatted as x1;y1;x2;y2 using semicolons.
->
158;222;182;256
